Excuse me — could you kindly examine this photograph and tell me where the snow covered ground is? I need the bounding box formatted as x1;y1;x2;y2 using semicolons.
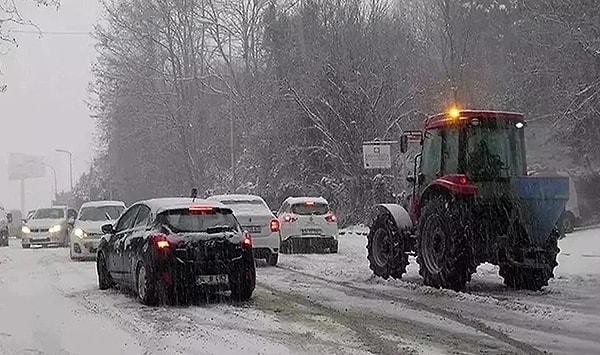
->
0;227;598;354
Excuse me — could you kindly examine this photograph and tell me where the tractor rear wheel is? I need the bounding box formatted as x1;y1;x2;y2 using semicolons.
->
416;196;476;291
500;231;560;291
366;212;409;279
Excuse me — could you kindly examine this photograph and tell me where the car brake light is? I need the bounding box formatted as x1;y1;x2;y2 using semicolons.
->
189;206;214;214
242;235;252;248
270;219;280;232
153;233;170;249
458;175;469;185
282;213;296;223
305;201;315;206
325;214;337;223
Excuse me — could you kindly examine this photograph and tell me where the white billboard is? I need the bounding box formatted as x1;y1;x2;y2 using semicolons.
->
8;153;46;181
363;144;392;169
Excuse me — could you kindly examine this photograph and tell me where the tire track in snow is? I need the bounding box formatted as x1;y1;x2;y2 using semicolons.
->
275;265;544;355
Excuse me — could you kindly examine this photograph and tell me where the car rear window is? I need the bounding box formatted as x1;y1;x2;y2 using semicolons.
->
291;203;329;215
219;199;270;214
157;208;241;233
33;208;64;219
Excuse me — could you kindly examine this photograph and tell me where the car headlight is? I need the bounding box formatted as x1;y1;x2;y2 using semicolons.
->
49;225;61;233
22;226;31;234
73;228;86;238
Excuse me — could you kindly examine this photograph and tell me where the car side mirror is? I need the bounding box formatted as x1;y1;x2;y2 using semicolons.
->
101;223;114;234
67;217;75;225
400;135;408;153
406;175;416;184
6;213;12;224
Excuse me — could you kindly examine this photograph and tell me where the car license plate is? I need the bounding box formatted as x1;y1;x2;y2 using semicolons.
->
196;274;229;286
244;225;262;234
301;228;321;235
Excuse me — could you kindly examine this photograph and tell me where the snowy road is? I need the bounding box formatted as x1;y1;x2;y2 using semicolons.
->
0;228;599;355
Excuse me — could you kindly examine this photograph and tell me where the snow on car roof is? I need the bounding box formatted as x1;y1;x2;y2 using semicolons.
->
284;196;329;205
141;197;230;214
80;200;126;208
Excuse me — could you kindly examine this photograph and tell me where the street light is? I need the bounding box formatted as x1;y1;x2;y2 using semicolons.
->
55;149;73;190
41;162;58;201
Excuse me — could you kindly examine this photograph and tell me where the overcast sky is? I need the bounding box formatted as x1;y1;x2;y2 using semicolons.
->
0;0;100;212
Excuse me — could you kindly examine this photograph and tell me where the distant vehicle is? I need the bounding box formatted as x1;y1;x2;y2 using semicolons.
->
0;205;12;247
70;200;126;260
276;197;339;254
561;173;581;233
96;198;256;305
9;209;23;238
21;206;78;248
207;194;280;266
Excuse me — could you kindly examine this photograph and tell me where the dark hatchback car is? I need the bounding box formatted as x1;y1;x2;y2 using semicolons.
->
96;198;256;305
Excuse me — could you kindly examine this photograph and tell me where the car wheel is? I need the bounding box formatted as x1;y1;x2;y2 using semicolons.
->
267;253;278;266
97;252;113;290
230;263;256;302
136;261;157;306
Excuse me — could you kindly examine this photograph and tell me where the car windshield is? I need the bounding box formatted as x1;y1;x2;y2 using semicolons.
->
157;208;241;233
78;205;124;221
291;202;330;215
33;208;64;219
464;120;526;181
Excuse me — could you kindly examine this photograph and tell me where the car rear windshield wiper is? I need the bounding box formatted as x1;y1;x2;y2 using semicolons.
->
205;225;235;234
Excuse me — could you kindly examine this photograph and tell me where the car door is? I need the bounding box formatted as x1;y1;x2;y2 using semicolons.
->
110;205;140;280
123;204;151;284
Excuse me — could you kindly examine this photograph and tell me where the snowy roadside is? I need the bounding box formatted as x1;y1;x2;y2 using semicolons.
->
266;226;600;355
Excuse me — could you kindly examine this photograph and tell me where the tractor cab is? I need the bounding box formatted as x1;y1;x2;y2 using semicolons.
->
403;110;526;183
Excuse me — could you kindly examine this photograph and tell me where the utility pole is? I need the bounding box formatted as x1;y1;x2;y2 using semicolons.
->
55;149;73;190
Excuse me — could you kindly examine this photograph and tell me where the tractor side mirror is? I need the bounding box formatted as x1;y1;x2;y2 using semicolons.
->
101;223;114;235
400;135;408;153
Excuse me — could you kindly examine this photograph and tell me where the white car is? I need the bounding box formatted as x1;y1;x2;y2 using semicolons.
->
276;197;338;254
21;206;78;248
70;200;126;260
207;194;280;266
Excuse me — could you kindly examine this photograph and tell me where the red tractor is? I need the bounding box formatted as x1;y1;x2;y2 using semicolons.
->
366;109;569;291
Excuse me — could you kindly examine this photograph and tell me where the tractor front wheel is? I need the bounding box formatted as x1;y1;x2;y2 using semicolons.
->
417;197;476;291
366;212;409;279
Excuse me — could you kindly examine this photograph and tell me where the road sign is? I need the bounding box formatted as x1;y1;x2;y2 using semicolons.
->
7;153;46;181
363;144;392;169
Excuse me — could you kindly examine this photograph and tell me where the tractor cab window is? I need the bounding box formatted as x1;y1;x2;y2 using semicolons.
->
421;129;442;180
443;128;460;174
464;119;526;181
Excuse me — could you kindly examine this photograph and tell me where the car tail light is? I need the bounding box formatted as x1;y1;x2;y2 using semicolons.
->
282;213;296;223
270;219;280;232
458;175;469;185
242;235;252;249
325;214;337;223
153;233;170;249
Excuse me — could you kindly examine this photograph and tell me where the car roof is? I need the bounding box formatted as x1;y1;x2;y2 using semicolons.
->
80;200;126;208
283;196;329;205
208;194;265;202
137;197;229;214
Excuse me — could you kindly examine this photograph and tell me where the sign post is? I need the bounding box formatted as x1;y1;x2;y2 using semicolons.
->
362;141;397;170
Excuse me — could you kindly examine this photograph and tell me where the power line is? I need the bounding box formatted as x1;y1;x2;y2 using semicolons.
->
8;30;92;36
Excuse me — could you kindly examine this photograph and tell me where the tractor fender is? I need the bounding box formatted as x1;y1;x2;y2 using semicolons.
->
374;204;413;230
